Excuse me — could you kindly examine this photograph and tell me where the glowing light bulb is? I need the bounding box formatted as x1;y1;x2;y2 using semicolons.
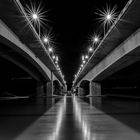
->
48;47;53;52
32;13;38;20
43;36;49;43
89;47;93;52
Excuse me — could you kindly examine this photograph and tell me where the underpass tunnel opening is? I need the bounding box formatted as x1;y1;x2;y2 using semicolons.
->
79;80;90;96
0;42;47;97
101;60;140;97
0;56;38;97
53;80;62;95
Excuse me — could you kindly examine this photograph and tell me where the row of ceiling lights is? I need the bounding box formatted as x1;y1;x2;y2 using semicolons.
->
17;0;66;84
73;5;118;84
42;36;65;83
74;35;100;80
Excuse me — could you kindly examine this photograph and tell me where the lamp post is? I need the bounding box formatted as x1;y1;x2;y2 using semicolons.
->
31;13;41;37
48;47;53;53
85;55;89;59
103;13;112;36
89;47;93;53
26;3;46;38
52;55;56;60
96;5;117;36
43;36;49;44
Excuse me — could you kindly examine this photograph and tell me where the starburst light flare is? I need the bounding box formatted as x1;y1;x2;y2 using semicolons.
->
93;35;100;43
25;2;46;26
96;5;118;35
43;36;49;43
25;2;47;36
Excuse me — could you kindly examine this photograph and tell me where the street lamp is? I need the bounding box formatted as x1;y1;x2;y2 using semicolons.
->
89;47;93;53
85;55;89;59
32;12;41;36
93;36;99;43
96;5;117;35
52;55;56;59
56;64;59;68
106;14;112;20
48;47;53;52
32;13;38;20
90;34;100;50
92;34;100;44
43;36;49;43
26;3;46;37
83;60;86;64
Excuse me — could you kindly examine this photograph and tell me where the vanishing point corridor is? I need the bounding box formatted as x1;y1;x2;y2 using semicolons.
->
1;0;140;139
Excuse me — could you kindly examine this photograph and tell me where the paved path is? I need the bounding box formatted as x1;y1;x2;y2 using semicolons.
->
13;95;140;140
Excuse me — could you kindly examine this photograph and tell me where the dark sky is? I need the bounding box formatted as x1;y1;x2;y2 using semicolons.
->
21;0;128;88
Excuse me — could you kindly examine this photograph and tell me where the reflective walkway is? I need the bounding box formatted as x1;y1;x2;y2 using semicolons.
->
73;96;140;140
1;95;140;139
15;96;140;139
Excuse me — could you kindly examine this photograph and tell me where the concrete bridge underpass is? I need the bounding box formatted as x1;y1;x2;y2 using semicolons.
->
0;0;65;98
74;0;140;98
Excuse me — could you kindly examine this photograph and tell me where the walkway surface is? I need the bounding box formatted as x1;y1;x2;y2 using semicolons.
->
1;95;140;139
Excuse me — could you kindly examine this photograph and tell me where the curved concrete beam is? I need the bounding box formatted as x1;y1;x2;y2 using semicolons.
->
0;19;52;82
53;73;63;87
78;27;140;85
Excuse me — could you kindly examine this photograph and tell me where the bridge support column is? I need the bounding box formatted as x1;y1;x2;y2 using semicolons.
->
51;71;54;96
36;82;44;97
90;81;101;96
78;87;80;96
78;87;85;96
47;82;53;97
43;82;47;96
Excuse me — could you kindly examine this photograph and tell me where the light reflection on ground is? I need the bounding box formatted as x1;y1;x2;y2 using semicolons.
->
72;95;140;140
48;95;66;140
15;96;66;140
13;95;140;140
73;95;96;140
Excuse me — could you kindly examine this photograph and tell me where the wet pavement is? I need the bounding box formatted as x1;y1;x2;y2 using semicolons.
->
1;95;140;139
0;97;61;140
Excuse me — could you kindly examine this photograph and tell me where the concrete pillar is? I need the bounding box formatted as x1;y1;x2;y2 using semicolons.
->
51;71;54;96
60;86;63;95
65;85;67;91
43;82;47;96
63;85;67;92
45;71;54;97
78;87;80;96
90;81;101;96
89;81;92;96
47;82;53;97
89;81;102;108
89;97;93;106
36;82;44;97
78;87;85;96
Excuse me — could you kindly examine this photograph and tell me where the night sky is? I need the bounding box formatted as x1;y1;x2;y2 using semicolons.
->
21;0;128;89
